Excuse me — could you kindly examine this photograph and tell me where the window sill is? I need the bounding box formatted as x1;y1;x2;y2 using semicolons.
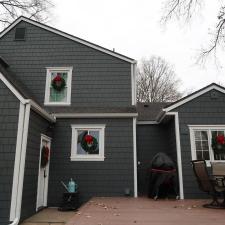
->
70;156;105;161
44;102;71;106
204;160;225;167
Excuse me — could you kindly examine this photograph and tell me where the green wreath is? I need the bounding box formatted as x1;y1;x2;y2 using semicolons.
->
81;136;99;154
211;134;225;155
51;74;66;91
41;146;50;168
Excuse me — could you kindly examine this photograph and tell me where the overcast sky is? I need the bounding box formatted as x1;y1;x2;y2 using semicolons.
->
51;0;225;92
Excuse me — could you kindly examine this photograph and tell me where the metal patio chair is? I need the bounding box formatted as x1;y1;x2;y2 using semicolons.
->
191;160;225;208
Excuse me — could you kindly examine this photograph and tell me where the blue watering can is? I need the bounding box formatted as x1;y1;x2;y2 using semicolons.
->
61;178;78;193
68;178;78;193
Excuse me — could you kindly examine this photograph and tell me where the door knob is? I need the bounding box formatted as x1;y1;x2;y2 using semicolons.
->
138;161;141;165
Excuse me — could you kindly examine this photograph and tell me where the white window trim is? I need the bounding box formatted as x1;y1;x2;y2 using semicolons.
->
189;125;225;167
71;124;105;161
44;67;73;106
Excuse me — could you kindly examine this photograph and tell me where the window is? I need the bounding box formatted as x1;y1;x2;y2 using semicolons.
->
44;67;72;105
71;125;105;161
189;126;225;166
14;27;26;41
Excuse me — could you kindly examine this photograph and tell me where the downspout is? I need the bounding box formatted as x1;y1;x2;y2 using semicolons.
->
9;102;30;225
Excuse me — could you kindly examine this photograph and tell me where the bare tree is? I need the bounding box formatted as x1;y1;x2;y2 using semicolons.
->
0;0;54;26
161;0;225;60
137;56;182;102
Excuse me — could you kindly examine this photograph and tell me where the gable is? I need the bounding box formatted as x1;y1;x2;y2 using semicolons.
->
0;17;136;64
163;84;225;112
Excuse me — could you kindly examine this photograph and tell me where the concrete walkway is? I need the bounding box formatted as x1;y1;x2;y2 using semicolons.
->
65;197;225;225
20;208;76;225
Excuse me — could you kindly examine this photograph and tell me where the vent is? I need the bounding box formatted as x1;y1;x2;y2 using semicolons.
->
210;91;218;99
14;27;26;41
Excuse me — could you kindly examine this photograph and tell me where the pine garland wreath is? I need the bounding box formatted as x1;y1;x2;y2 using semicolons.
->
51;74;66;91
41;146;50;168
211;134;225;155
81;134;99;154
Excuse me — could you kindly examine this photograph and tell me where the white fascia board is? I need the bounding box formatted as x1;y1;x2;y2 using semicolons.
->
131;63;137;105
137;121;159;125
53;113;138;118
0;17;136;64
163;85;225;112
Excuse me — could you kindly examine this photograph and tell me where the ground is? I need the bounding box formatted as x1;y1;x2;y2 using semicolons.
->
21;197;225;225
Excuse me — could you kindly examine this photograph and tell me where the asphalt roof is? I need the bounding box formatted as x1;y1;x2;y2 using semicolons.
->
137;102;171;121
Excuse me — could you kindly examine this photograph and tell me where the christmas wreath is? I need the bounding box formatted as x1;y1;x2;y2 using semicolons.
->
81;134;99;154
41;146;50;168
51;74;66;91
211;134;225;155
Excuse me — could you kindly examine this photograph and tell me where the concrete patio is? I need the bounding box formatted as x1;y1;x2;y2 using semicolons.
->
21;197;225;225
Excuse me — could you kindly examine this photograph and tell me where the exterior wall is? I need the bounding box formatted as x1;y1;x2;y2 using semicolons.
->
20;110;52;221
48;118;134;205
137;124;169;195
0;81;20;225
171;89;225;198
0;21;132;108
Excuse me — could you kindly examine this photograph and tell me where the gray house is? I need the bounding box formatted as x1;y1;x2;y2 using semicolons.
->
0;17;225;225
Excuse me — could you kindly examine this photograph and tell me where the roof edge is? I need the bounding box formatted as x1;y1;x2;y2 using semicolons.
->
0;16;136;64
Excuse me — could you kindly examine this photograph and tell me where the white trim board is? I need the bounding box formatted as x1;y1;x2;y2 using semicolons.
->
137;121;159;125
0;17;136;64
133;118;138;197
166;112;184;199
53;113;138;118
163;84;225;112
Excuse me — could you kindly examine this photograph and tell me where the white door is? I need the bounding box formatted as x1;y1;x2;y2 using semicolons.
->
36;134;51;211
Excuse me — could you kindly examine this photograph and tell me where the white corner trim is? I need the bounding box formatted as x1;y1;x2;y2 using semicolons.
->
0;72;26;104
166;112;184;199
131;63;137;105
44;67;72;106
9;103;30;224
133;117;138;197
163;84;225;112
54;113;138;118
1;17;136;64
137;121;159;125
10;103;25;221
70;124;105;161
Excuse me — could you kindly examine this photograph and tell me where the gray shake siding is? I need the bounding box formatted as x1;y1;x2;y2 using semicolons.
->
48;118;134;205
0;21;132;108
171;89;225;198
0;80;20;225
21;109;52;221
136;123;177;195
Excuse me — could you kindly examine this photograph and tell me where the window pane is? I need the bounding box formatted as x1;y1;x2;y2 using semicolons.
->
194;131;201;140
76;129;99;155
50;87;67;102
49;71;68;103
203;151;210;160
195;141;201;150
201;131;208;140
77;130;88;155
196;151;203;160
202;141;209;150
194;130;210;161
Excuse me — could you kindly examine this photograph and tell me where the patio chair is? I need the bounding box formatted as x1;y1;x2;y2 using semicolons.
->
191;160;225;208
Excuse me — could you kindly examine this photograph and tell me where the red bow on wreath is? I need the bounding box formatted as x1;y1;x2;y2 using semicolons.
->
216;135;225;145
51;74;66;91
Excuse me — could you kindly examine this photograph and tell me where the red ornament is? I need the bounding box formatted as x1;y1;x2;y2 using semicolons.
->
53;74;63;82
216;135;225;145
84;135;93;144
